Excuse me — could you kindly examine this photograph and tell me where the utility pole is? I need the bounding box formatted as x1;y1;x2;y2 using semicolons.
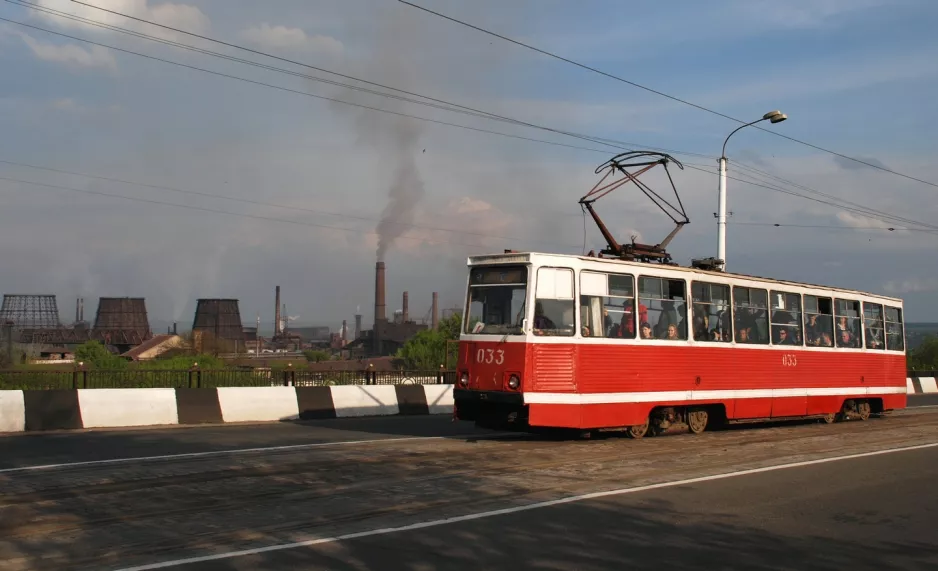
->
716;110;788;271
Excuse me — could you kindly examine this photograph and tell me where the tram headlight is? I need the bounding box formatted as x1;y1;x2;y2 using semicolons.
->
507;374;521;390
459;372;469;386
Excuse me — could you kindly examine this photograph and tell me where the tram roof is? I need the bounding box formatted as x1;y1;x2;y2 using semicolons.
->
467;251;904;304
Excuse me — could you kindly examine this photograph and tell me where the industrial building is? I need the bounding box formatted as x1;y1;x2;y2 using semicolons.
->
191;298;244;353
357;261;438;357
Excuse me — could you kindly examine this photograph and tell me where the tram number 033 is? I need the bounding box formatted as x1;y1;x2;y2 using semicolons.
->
476;349;505;365
781;354;798;367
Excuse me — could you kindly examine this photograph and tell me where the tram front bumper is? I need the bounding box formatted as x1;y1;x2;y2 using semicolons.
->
453;388;527;428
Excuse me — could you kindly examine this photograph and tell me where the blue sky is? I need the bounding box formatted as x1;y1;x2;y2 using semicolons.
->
1;0;937;331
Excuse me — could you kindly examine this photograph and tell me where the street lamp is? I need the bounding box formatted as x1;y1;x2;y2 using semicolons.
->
716;110;787;271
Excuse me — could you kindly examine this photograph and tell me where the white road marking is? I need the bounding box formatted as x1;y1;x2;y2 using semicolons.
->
114;441;938;571
0;433;511;475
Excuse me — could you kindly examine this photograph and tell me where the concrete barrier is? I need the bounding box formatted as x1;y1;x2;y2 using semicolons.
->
217;386;300;423
330;385;400;418
2;378;934;435
0;384;455;434
423;384;455;415
0;390;25;433
78;388;178;429
908;376;938;395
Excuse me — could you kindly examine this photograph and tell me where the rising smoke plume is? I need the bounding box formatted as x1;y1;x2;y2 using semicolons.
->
324;3;428;263
375;117;425;261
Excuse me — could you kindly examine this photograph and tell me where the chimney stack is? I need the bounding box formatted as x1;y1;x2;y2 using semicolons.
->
432;292;439;329
274;286;281;337
173;321;177;335
75;298;80;324
342;320;348;343
374;262;386;324
79;297;84;322
354;313;362;340
402;291;409;323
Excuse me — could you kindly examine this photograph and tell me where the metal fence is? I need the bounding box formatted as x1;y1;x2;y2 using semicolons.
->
0;369;457;390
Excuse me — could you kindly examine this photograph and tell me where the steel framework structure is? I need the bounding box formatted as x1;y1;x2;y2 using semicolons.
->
0;294;60;329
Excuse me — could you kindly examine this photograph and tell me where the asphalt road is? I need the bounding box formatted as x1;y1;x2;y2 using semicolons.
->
0;400;936;570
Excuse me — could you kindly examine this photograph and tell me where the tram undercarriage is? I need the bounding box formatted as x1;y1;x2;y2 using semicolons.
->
455;391;891;438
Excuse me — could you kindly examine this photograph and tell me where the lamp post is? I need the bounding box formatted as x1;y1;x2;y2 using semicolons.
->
716;110;787;271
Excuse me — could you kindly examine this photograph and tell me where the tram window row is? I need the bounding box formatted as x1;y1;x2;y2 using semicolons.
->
538;268;905;351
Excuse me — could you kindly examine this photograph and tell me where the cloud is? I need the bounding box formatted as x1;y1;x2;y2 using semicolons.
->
883;278;938;294
454;197;493;215
241;23;343;56
734;0;891;29
832;155;891;171
18;33;117;70
32;0;209;32
835;211;893;229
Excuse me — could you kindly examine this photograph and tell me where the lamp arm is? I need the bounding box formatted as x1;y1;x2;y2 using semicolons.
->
722;118;766;158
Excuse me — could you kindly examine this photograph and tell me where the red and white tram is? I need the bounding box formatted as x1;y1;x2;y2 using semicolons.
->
453;251;907;437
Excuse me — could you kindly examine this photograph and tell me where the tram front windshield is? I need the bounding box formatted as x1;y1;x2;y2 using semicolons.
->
465;265;527;335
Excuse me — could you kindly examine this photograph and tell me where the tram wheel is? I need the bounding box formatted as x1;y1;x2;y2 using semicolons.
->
687;409;708;434
857;401;871;421
627;421;650;439
822;413;836;424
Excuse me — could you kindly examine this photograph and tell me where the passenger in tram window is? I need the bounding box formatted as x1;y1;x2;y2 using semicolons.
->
622;304;635;337
716;309;731;341
820;332;833;347
839;329;855;348
774;327;792;345
654;300;676;338
805;314;819;345
692;303;710;341
736;325;751;343
533;303;555;332
602;308;614;336
666;323;682;340
837;316;848;334
640;322;654;339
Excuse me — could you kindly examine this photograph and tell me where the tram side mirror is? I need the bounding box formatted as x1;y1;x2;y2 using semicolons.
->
521;318;528;331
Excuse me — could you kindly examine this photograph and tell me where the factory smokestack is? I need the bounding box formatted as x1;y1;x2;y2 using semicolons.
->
402;291;409;323
374;262;386;323
274;286;281;337
75;298;80;324
342;320;348;343
79;298;84;322
355;313;362;340
431;292;439;330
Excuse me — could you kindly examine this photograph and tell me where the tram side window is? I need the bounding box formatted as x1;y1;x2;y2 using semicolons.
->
863;302;885;350
834;299;862;348
579;271;636;338
733;287;769;344
691;282;732;342
885;306;905;351
638;276;687;340
770;291;804;346
534;267;576;336
804;295;834;347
